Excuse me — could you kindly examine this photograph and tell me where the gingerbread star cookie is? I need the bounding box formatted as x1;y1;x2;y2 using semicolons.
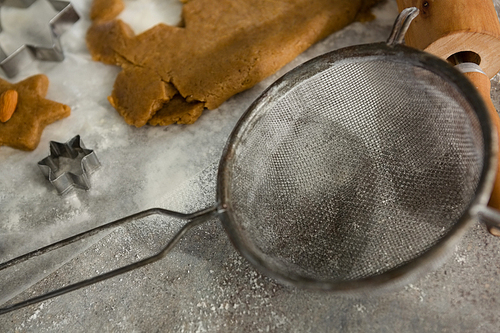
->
86;0;382;127
0;74;71;151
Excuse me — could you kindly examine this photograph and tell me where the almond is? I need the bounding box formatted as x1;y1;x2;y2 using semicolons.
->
0;89;18;123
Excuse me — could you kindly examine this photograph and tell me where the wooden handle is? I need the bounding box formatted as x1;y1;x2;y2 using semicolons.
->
464;71;500;236
464;71;500;208
396;0;500;78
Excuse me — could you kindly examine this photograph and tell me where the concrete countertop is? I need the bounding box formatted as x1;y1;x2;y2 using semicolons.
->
1;0;499;332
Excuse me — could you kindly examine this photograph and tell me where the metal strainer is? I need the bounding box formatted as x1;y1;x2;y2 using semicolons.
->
1;8;498;314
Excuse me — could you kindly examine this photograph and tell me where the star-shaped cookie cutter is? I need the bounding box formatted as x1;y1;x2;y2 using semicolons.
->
38;135;101;195
0;0;80;77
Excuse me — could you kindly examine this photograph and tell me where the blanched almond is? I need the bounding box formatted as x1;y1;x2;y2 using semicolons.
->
0;89;18;122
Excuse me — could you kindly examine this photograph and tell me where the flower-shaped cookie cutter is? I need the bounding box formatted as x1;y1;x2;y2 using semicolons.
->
0;0;80;77
38;135;101;195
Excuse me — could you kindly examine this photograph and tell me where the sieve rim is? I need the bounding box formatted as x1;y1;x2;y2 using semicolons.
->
216;42;497;293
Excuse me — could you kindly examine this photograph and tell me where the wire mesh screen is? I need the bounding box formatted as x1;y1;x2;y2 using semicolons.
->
224;57;484;282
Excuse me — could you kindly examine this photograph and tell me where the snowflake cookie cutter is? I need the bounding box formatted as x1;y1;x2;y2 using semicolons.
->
38;135;101;195
0;0;80;77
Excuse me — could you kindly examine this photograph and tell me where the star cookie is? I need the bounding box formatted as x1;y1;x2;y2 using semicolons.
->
0;74;71;151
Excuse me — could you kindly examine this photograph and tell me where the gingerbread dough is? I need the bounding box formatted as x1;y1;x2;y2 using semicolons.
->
0;75;71;151
87;0;381;127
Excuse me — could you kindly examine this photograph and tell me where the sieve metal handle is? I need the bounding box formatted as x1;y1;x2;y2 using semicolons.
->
478;206;500;237
0;205;218;315
386;7;419;46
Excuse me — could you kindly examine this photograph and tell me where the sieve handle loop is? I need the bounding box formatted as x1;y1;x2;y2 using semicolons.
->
0;205;218;315
387;7;419;46
478;206;500;237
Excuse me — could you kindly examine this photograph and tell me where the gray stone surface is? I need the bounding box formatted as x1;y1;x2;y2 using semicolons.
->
1;0;500;332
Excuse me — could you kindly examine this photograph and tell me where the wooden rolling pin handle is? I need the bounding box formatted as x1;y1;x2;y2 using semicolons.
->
396;0;500;78
460;67;500;236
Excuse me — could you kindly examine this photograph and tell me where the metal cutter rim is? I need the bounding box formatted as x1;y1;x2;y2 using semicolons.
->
0;0;80;77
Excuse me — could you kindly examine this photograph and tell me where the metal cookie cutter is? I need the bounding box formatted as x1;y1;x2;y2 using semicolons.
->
38;135;101;195
0;0;80;77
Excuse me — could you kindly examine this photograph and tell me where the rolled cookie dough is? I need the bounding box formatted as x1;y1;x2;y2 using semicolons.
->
87;0;381;127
